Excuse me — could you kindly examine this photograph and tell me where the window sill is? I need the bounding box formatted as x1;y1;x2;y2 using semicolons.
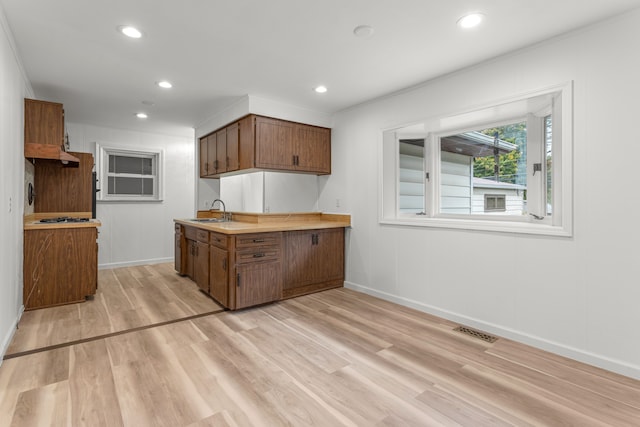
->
97;199;164;203
380;217;572;237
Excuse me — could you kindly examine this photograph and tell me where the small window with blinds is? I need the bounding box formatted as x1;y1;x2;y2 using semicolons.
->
399;139;425;214
96;144;163;202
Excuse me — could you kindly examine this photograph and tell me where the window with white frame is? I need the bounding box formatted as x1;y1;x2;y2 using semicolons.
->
381;83;572;236
96;144;163;201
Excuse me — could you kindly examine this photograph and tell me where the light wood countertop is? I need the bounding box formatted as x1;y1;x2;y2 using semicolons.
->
24;212;101;230
174;212;350;235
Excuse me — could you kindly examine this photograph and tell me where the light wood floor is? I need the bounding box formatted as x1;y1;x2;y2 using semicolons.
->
2;271;640;426
6;262;223;356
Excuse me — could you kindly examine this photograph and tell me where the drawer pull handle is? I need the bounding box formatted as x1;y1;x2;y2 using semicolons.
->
252;239;265;243
253;253;266;258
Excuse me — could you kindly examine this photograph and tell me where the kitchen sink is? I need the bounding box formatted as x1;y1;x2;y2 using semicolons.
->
189;218;227;223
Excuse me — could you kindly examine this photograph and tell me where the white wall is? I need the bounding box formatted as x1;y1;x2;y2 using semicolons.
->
66;123;195;268
0;7;32;361
322;10;640;379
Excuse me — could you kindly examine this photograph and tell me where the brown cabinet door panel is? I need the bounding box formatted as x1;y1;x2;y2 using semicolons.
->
284;228;344;290
207;133;217;177
210;246;228;306
34;152;94;213
216;128;227;174
226;122;239;172
23;228;97;310
254;116;294;170
199;136;209;177
24;99;64;146
194;241;209;293
235;261;282;309
295;125;331;174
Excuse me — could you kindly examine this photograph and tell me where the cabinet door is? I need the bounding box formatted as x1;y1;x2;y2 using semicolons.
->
199;136;209;177
226;122;239;172
175;231;182;274
210;245;228;306
24;99;64;146
194;241;209;293
207;133;217;177
216;128;227;174
284;228;344;295
254;116;295;170
185;239;195;280
295;124;331;174
23;228;97;310
235;261;282;309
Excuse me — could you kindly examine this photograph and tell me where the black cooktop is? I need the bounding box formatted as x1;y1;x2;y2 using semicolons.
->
39;217;90;223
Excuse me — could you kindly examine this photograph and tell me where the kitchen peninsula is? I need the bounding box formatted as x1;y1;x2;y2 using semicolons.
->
174;212;350;310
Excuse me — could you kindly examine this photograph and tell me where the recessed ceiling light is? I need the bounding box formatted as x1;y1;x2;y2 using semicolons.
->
314;85;328;94
353;25;374;38
135;112;148;119
157;80;172;89
118;25;143;38
457;13;484;29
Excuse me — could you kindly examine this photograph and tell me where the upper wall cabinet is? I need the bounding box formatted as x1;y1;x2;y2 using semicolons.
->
24;98;79;164
199;114;330;178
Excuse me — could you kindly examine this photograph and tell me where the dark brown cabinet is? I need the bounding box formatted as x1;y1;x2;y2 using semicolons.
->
175;224;183;274
200;114;331;178
34;152;94;213
23;227;98;310
175;224;344;310
183;227;209;293
284;228;345;298
24;98;79;163
199;121;241;178
209;245;228;307
24;98;64;146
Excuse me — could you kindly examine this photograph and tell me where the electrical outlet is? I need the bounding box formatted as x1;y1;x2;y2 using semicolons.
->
204;200;210;209
336;198;341;208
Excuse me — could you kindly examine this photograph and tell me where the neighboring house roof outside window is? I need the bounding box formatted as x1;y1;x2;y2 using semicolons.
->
441;131;517;157
472;177;526;190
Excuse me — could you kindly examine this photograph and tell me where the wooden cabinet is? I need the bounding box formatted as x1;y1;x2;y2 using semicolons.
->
284;228;344;298
175;223;345;310
24;98;79;163
233;232;282;309
24;98;64;147
199;135;209;177
183;227;209;293
254;116;295;170
175;224;185;275
23;227;98;310
209;245;228;306
199;122;240;177
200;114;331;178
34;152;94;213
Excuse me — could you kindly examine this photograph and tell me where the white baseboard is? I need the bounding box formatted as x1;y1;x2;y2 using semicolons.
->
98;257;173;270
0;304;24;368
345;280;640;381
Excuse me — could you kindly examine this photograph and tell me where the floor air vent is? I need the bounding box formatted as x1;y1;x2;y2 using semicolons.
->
454;326;498;343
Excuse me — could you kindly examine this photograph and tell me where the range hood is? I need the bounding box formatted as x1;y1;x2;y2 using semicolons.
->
24;143;80;165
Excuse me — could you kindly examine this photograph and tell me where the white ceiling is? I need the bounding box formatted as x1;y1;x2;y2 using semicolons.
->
2;0;639;136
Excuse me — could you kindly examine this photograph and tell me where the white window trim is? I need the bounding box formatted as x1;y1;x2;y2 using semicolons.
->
96;143;164;202
379;82;573;237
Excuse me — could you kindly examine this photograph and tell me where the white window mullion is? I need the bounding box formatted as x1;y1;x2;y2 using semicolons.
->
526;113;546;220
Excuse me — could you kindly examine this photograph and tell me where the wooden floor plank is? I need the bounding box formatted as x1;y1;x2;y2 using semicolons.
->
2;278;640;426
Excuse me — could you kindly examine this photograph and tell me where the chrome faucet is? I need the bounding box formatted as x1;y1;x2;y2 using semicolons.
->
210;199;229;221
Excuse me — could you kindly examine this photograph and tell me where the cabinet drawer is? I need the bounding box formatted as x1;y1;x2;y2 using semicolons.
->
236;232;281;249
236;247;280;264
210;232;228;249
196;229;209;243
184;226;197;240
